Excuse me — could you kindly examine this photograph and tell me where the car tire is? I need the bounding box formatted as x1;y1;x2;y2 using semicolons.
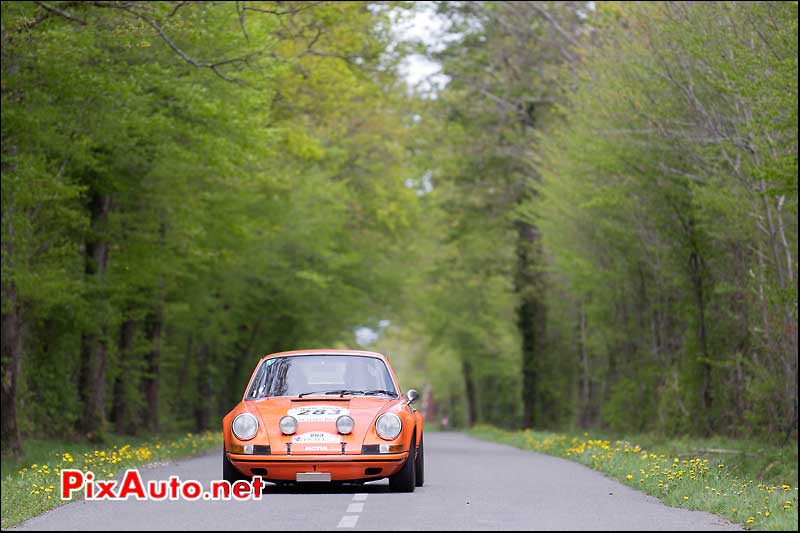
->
222;447;249;483
389;432;416;493
414;434;424;487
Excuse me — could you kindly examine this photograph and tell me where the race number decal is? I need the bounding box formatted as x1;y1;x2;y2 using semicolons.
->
291;432;341;444
287;406;349;422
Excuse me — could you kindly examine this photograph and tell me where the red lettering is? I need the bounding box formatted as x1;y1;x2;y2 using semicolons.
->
232;480;250;499
60;470;84;500
182;480;202;500
95;480;117;499
118;469;146;499
169;476;181;499
148;480;168;500
211;480;230;499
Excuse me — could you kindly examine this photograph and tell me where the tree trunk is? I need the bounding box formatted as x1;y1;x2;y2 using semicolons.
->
179;333;193;392
579;307;591;427
690;248;712;412
143;302;163;433
79;192;111;439
111;318;135;434
518;296;542;428
774;198;798;439
79;333;108;439
1;281;23;456
462;357;478;427
515;221;546;429
194;342;211;431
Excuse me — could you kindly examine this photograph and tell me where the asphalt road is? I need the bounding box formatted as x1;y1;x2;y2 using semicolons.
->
13;432;739;531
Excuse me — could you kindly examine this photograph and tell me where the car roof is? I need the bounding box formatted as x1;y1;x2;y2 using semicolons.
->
258;349;388;363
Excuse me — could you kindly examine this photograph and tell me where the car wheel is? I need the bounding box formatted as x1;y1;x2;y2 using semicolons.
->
389;432;416;493
414;434;424;487
222;447;249;483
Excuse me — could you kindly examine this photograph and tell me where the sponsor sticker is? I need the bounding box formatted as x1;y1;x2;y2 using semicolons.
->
291;431;341;443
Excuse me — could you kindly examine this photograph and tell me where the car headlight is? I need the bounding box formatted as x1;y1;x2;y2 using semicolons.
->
375;413;402;440
279;415;298;435
336;415;355;435
232;413;259;441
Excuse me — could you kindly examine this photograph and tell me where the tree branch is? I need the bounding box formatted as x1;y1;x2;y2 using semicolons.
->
236;1;249;42
117;5;253;84
33;1;87;26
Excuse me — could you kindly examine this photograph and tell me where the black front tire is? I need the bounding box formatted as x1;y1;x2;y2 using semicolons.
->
389;433;416;493
414;434;424;487
222;447;249;483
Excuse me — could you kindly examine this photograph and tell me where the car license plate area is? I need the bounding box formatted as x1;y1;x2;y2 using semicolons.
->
296;472;332;482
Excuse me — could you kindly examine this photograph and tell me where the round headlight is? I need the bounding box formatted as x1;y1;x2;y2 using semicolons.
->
336;415;355;435
375;413;402;440
232;413;259;441
279;415;298;435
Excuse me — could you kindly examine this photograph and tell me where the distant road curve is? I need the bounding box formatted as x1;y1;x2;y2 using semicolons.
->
13;432;740;531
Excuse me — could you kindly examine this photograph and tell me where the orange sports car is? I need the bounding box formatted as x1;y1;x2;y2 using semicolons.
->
222;349;424;492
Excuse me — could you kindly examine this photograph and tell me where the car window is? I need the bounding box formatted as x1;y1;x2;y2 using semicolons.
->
245;355;397;399
246;361;270;399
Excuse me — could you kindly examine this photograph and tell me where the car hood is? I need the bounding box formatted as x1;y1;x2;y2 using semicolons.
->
250;396;400;455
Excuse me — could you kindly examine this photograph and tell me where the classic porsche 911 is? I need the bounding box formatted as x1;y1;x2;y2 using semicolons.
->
222;349;424;492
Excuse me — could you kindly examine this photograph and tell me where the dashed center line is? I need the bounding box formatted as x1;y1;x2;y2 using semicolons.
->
346;503;364;513
337;515;359;528
337;493;368;528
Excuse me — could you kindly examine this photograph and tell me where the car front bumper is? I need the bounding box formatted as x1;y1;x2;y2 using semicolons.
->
228;452;408;482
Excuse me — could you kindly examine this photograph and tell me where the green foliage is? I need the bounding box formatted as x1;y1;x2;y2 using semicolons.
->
1;1;424;443
533;1;798;438
1;0;796;467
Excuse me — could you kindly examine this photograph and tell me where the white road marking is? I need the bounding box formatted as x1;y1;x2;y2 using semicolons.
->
337;492;367;528
346;503;364;513
337;515;359;528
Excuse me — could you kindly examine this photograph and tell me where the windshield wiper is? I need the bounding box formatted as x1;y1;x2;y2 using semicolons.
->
337;389;398;398
298;389;349;398
298;389;399;398
362;389;398;397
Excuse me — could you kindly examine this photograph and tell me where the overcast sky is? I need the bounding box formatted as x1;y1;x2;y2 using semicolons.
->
392;1;452;94
354;3;452;346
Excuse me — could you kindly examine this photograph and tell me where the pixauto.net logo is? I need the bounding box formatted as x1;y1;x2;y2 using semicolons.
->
61;469;265;501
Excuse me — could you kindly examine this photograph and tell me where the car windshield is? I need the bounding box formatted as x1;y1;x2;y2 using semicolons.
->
245;355;398;399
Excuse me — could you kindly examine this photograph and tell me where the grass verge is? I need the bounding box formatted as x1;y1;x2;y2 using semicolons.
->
1;431;220;529
469;425;798;531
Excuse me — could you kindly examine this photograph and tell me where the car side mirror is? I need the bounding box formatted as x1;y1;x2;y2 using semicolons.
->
406;389;419;405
